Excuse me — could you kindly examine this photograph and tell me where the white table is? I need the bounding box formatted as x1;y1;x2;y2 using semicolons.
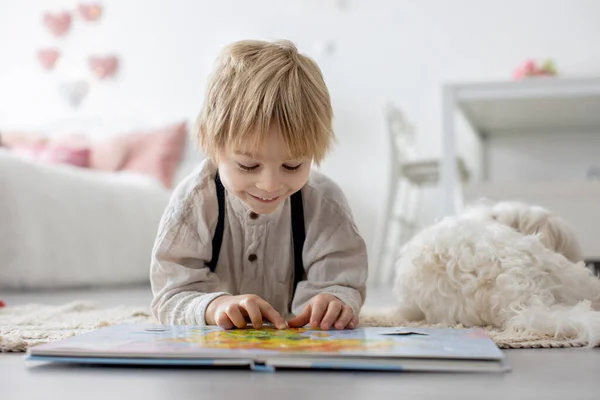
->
440;77;600;260
441;76;600;213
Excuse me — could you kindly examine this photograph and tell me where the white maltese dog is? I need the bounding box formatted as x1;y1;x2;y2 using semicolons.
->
393;201;600;346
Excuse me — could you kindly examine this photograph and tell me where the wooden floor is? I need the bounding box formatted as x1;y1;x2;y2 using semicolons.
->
1;285;599;400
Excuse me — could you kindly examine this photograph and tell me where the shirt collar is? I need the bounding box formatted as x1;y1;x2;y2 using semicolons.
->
227;190;287;225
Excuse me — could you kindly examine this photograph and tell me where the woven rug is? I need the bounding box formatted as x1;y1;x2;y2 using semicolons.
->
0;302;592;352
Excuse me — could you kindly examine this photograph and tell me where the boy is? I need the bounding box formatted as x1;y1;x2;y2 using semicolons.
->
151;39;367;330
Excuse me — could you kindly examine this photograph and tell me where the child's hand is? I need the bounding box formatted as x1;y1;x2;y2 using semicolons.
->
287;293;358;330
205;295;288;330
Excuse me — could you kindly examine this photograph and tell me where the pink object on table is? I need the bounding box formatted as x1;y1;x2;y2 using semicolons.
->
513;59;557;80
512;59;536;80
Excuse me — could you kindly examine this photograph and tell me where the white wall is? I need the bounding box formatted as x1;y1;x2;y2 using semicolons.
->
2;0;600;259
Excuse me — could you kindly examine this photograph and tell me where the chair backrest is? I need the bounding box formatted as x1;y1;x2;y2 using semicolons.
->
385;103;417;168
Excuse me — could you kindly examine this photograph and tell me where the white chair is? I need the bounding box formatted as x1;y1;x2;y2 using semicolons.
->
371;104;469;288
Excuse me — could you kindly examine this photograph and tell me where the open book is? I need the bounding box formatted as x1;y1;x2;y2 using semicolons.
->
26;324;510;373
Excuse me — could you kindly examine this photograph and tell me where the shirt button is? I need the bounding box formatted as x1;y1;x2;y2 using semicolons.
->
248;254;257;262
249;212;259;220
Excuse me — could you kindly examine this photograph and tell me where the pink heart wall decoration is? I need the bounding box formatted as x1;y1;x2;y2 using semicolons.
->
43;11;72;37
37;49;61;70
78;3;103;22
88;55;119;79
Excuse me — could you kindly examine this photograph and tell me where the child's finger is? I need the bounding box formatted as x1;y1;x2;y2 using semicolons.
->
309;301;328;328
348;315;359;329
215;312;234;330
225;304;247;328
334;305;354;330
242;300;264;329
320;301;342;330
287;304;312;328
257;301;287;329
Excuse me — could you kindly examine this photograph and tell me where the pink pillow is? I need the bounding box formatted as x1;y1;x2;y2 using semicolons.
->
40;144;90;167
90;121;188;188
9;145;46;159
10;143;90;168
0;131;48;148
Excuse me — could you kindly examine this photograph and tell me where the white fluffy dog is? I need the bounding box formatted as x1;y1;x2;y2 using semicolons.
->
393;201;600;346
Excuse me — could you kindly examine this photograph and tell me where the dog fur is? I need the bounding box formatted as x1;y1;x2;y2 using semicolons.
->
392;201;600;346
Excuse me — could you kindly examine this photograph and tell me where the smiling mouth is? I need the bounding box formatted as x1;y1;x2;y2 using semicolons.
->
249;193;281;203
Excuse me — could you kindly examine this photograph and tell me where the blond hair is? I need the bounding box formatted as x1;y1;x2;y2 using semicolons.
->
196;39;334;165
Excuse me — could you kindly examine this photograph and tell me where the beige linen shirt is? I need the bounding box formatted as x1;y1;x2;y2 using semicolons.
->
150;160;368;325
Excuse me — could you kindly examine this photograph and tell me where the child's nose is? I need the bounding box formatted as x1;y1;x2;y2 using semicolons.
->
256;171;283;193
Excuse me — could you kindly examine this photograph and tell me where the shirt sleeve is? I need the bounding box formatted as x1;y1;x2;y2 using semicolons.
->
291;210;368;317
150;191;230;325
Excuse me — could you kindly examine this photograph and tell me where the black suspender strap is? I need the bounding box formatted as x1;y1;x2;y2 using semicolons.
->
205;172;225;272
206;170;306;309
290;189;306;302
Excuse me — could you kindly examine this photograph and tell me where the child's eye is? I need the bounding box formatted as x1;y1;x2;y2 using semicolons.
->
237;163;259;172
283;163;302;171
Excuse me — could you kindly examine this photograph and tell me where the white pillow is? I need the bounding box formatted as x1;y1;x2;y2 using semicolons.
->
0;150;171;289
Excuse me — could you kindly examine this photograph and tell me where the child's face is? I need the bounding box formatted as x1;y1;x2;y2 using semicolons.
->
217;124;311;215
